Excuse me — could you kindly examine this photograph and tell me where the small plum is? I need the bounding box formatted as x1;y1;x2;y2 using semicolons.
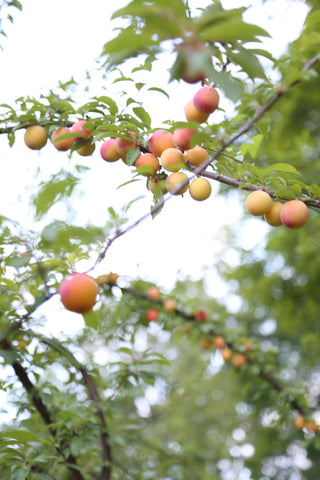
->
184;100;209;124
136;153;160;175
24;125;48;150
148;130;175;156
221;348;233;362
115;132;138;161
100;139;121;162
146;309;159;322
59;273;99;314
195;309;208;321
51;127;74;151
232;353;247;368
71;120;92;140
96;272;119;286
264;201;283;226
173;128;197;151
75;142;96;156
184;146;209;167
212;336;225;349
163;298;177;312
147;286;161;300
147;175;168;195
200;337;211;349
193;86;219;114
245;191;272;216
160;148;184;172
189;177;212;201
166;172;189;195
280;199;309;229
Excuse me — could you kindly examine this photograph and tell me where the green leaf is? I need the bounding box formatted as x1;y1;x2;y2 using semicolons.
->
126;148;141;166
227;46;266;80
93;96;118;115
200;19;270;44
147;87;170;99
32;171;80;219
1;429;39;443
133;107;151;127
83;310;99;330
136;166;156;176
265;163;300;175
248;134;263;159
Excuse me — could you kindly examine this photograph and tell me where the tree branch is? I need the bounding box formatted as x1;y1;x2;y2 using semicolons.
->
118;285;306;416
9;351;85;480
89;54;320;269
188;164;320;208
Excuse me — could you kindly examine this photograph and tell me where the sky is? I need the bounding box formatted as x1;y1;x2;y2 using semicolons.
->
0;0;310;336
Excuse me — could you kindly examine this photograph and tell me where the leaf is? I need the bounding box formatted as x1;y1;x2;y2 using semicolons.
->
1;429;39;443
201;19;270;44
133;107;151;127
265;163;300;175
147;87;170;99
83;310;99;330
126;148;141;166
136;165;156;176
32;171;80;219
93;96;118;115
117;347;133;355
248;134;263;159
227;46;266;80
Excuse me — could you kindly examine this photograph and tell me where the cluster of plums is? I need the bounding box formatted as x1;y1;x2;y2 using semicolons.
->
23;85;220;201
245;190;309;229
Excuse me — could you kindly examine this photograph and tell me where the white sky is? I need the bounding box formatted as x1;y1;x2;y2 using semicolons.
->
0;0;309;335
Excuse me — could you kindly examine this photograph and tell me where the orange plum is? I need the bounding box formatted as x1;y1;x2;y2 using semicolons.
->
59;273;99;314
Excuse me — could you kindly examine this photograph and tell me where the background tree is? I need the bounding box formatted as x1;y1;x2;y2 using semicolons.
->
0;1;320;479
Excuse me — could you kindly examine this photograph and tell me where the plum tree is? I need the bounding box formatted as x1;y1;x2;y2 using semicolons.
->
1;2;320;479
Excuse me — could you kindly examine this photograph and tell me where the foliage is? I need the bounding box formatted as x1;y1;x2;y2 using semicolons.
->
0;1;320;479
